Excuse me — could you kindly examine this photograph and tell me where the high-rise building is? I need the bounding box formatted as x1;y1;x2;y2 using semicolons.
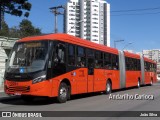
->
142;49;160;73
64;0;110;46
142;49;160;63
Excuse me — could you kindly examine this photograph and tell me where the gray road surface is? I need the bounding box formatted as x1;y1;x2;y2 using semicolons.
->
0;83;160;120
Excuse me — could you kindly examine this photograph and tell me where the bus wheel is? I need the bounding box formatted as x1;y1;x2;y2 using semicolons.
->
21;95;34;103
106;81;112;94
57;82;68;103
67;86;71;100
137;80;140;88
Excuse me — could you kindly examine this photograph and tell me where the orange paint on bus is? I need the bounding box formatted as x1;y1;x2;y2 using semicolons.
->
4;33;157;100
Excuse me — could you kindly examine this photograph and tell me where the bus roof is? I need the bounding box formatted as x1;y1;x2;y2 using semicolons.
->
17;33;156;64
124;51;140;59
144;56;156;64
18;33;119;55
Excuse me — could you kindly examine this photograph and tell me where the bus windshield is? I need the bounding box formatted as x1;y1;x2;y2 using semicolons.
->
6;41;49;73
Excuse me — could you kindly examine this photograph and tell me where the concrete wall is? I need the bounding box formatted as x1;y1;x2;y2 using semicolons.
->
0;36;18;87
0;47;7;86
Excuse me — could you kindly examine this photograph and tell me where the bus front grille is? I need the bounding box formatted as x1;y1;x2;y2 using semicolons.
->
7;86;30;92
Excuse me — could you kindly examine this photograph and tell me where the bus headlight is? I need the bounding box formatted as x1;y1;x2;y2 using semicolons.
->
32;75;46;84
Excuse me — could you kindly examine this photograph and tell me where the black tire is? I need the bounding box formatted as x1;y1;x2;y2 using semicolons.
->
106;81;112;94
67;86;71;100
57;83;69;103
21;95;34;103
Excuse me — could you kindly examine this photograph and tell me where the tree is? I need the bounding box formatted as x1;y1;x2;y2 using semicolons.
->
0;0;32;29
19;19;41;37
0;19;41;38
0;21;9;36
9;26;20;38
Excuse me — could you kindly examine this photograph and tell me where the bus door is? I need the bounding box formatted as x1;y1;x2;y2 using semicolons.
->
93;51;105;92
87;49;95;93
75;46;88;94
94;68;105;92
144;62;150;84
52;42;66;77
87;58;94;93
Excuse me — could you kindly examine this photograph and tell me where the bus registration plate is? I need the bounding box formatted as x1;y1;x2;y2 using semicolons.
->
8;81;18;86
14;93;21;96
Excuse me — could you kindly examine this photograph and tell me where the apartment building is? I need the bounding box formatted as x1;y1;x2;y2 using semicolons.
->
64;0;110;46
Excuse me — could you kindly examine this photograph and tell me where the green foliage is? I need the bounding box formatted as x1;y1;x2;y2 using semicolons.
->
0;0;32;17
19;19;41;37
0;0;32;29
0;19;42;38
9;26;21;38
0;21;9;36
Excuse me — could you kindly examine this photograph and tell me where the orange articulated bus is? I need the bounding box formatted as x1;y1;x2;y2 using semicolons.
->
4;34;157;103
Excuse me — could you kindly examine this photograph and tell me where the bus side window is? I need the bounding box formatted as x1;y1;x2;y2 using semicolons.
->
68;44;75;66
125;57;132;71
52;42;66;76
54;43;65;64
87;49;94;75
137;60;141;71
77;46;86;67
95;51;103;68
88;58;94;74
104;53;112;69
112;54;119;70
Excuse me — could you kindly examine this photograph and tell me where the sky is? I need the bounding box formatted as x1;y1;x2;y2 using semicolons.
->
4;0;160;52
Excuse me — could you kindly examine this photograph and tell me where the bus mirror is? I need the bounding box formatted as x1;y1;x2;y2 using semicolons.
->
48;60;51;68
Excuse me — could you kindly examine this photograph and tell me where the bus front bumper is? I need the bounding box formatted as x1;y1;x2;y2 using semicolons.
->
4;80;53;97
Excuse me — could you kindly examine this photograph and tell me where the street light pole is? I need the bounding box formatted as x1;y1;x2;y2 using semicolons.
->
68;20;84;33
122;42;132;50
114;40;124;48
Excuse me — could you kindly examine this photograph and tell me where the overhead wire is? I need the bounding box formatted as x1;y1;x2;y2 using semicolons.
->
110;6;160;16
111;7;160;13
111;11;160;16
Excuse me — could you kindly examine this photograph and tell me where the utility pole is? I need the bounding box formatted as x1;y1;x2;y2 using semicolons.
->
50;5;64;33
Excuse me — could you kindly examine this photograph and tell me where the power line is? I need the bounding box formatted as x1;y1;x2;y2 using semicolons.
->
110;6;160;16
111;6;160;13
111;11;160;16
